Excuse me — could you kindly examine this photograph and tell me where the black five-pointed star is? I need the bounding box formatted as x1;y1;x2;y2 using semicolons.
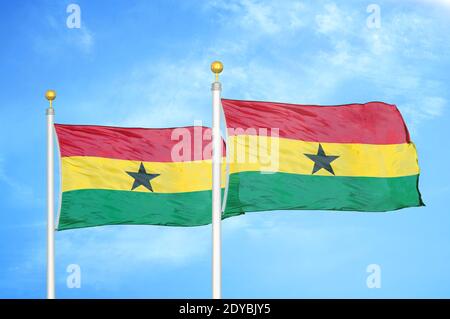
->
304;144;339;175
126;162;160;192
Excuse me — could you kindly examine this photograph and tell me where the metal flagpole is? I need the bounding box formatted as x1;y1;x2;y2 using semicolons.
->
45;90;56;299
211;61;223;299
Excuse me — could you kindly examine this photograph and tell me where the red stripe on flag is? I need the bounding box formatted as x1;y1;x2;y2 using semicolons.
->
222;99;411;144
55;124;225;162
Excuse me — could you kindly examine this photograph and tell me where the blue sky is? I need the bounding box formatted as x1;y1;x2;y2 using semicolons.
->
1;0;450;298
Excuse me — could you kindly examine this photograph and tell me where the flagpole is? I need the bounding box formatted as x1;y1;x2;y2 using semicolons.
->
211;61;223;299
45;90;56;299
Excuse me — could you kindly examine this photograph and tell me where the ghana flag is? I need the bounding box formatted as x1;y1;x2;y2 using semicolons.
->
222;99;424;214
55;124;236;230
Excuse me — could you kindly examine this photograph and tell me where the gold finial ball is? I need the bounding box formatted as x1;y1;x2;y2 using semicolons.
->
45;90;57;101
211;61;223;74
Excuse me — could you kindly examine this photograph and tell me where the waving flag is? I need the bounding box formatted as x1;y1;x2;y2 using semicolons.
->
222;99;424;214
55;124;237;230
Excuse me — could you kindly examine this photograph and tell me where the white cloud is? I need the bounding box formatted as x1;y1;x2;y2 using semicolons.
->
418;0;450;8
119;59;212;127
315;3;352;35
59;55;216;129
206;0;306;36
83;1;447;130
424;97;447;117
33;14;94;56
75;27;94;53
402;96;447;127
280;5;443;126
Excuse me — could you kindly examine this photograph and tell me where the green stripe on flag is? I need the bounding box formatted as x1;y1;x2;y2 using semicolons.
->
224;172;423;214
58;189;241;230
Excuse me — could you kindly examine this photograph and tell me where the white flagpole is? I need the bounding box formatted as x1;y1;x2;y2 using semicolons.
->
45;90;56;299
211;61;223;299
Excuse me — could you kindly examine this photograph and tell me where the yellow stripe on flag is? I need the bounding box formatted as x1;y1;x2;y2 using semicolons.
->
228;135;419;177
62;156;226;193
